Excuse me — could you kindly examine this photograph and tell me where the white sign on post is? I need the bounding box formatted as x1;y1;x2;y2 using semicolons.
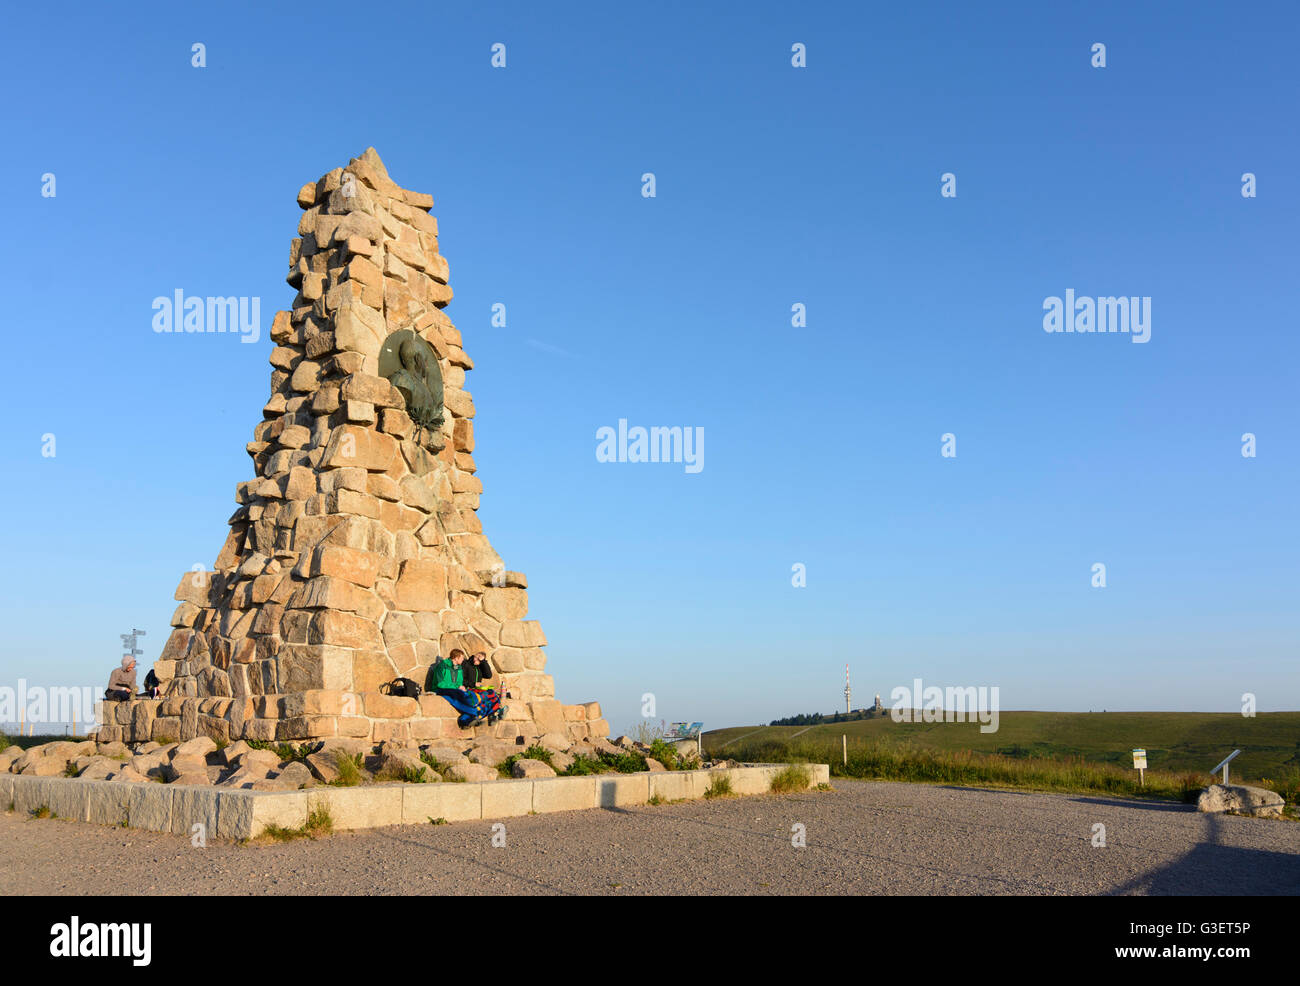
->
1132;748;1147;786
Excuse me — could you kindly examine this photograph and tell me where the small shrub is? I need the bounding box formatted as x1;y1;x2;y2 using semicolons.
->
647;739;679;771
598;749;648;774
561;754;606;776
815;782;833;792
704;775;733;799
247;739;313;764
646;793;665;806
401;765;429;784
64;762;80;777
429;816;448;825
31;804;51;819
770;765;812;794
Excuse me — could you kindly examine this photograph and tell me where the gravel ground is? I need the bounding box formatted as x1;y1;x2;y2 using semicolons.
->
2;779;1297;895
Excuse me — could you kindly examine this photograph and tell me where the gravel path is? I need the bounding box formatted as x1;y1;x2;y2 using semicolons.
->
3;780;1297;895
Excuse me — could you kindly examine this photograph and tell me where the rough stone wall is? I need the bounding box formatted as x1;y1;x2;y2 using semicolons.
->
95;149;608;748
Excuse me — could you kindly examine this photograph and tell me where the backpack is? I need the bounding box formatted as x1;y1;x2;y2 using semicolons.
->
382;677;422;699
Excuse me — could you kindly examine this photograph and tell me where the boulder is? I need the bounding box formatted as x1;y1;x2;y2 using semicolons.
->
39;741;84;760
170;770;212;786
128;753;170;780
319;737;371;758
669;739;699;758
22;756;71;777
96;741;130;760
172;737;218;760
467;741;518;768
305;753;340;784
537;732;571;753
79;759;118;781
10;748;42;773
306;740;370;783
219;739;253;766
372;746;429;781
275;761;315;789
164;756;209;782
221;764;277;789
1197;783;1285;819
230;749;280;772
109;766;148;783
448;761;497;783
421;744;470;763
510;758;556;779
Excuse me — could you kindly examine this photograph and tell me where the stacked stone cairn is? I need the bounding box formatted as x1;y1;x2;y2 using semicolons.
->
93;148;609;759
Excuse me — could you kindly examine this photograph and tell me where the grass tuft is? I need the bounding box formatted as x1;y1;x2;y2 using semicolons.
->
262;804;334;841
769;764;812;794
329;752;364;787
704;775;733;799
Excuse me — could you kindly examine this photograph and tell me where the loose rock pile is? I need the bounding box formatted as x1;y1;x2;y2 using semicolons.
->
3;732;732;790
97;147;608;750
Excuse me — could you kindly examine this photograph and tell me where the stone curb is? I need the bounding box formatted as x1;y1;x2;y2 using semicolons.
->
2;763;829;839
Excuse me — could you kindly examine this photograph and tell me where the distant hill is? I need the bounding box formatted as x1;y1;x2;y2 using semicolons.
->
705;710;1300;782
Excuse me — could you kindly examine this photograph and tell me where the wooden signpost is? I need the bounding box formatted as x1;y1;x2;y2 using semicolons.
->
1132;748;1147;786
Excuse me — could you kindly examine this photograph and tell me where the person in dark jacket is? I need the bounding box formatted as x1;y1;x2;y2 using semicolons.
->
464;651;506;723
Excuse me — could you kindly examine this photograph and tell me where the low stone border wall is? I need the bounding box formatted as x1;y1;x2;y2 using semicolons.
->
0;763;829;840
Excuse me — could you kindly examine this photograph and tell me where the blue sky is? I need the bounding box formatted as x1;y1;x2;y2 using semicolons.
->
2;1;1297;734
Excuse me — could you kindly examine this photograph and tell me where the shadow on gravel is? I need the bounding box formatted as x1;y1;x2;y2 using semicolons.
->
934;786;1045;798
368;830;576;896
1105;813;1300;895
1070;797;1193;814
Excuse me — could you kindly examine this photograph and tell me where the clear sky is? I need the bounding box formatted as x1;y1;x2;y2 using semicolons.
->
2;1;1297;735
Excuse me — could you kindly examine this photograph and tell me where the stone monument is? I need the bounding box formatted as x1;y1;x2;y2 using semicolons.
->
97;148;608;749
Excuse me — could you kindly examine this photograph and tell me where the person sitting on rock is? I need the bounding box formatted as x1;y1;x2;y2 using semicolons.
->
431;649;488;729
105;656;137;702
465;651;506;724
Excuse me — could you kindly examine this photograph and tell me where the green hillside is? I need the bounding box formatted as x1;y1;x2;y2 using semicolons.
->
706;711;1300;783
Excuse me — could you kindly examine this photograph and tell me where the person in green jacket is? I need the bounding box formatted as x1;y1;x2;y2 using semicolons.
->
431;649;486;728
